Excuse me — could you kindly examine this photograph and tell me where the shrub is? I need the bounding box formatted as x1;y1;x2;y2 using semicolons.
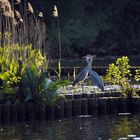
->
0;44;69;106
0;44;48;94
105;56;132;96
134;69;140;82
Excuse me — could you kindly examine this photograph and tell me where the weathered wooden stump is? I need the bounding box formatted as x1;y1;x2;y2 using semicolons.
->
65;94;74;100
130;97;140;113
46;105;54;120
98;98;108;115
88;98;98;115
17;103;26;122
0;105;1;124
26;103;36;121
64;100;72;118
72;99;81;116
82;93;88;98
118;98;128;113
36;108;46;120
108;98;118;114
81;98;88;115
74;94;82;99
10;104;17;122
54;101;64;119
1;104;10;124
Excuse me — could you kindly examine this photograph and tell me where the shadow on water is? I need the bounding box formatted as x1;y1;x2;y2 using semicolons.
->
0;115;140;140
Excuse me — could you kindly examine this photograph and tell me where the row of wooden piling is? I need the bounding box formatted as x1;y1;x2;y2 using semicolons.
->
0;97;140;124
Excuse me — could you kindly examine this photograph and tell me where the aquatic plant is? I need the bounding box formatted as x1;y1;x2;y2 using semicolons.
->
52;5;62;80
52;61;62;79
0;42;69;105
73;67;76;80
0;44;48;96
134;69;140;82
20;67;69;108
105;56;132;96
39;79;69;107
0;1;47;54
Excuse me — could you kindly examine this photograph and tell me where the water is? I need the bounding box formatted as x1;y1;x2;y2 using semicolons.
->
0;115;140;140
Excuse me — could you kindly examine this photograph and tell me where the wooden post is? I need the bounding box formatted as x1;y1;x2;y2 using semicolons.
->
0;105;1;124
64;100;72;118
88;98;98;115
25;103;35;121
65;94;74;100
98;98;108;115
54;101;64;119
17;103;26;122
10;104;18;122
118;98;128;113
130;97;140;113
36;107;46;120
72;99;81;116
46;105;54;120
74;94;82;99
108;97;118;114
1;104;10;124
81;98;88;115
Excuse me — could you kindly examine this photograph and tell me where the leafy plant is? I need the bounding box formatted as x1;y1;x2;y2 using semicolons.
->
18;68;40;103
0;43;69;107
0;44;47;91
39;78;69;107
52;61;61;79
134;69;140;82
105;56;132;96
18;67;69;108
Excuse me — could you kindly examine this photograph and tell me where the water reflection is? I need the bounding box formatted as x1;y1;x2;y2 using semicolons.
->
0;115;140;140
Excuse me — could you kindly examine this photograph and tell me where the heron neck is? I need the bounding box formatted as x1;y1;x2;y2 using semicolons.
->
87;64;92;68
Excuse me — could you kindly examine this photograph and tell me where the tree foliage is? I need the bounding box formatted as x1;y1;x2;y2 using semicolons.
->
105;56;132;95
34;0;140;58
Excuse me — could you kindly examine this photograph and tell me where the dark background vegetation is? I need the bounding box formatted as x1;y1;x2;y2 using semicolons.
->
28;0;140;59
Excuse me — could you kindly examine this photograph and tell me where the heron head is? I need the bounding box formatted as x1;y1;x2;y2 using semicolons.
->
83;54;96;66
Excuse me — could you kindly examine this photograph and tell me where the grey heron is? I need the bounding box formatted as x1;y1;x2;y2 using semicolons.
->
73;55;104;91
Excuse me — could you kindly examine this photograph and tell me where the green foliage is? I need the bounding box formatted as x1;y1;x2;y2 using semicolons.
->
73;67;76;80
105;56;132;96
48;0;140;58
116;56;131;77
39;79;69;107
0;44;48;95
0;43;69;106
134;69;140;82
19;67;69;108
52;61;61;79
20;68;40;102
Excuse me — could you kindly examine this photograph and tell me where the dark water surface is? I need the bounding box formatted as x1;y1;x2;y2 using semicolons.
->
0;115;140;140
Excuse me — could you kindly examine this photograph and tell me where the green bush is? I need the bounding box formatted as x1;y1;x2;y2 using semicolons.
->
20;68;69;108
0;44;48;103
0;44;69;106
0;44;48;94
38;78;69;108
105;56;132;96
134;69;140;82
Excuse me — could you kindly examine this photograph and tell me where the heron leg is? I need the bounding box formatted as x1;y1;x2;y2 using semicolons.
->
81;83;84;93
93;86;96;93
